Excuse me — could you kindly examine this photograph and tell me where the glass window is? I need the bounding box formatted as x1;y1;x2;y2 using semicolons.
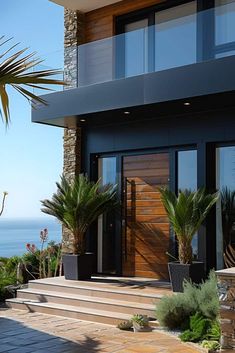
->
99;157;116;185
178;150;197;192
155;1;197;71
125;19;148;77
215;0;235;46
178;150;198;257
216;146;235;269
98;157;117;274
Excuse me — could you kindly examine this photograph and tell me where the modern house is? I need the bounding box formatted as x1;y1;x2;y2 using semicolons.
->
32;0;235;280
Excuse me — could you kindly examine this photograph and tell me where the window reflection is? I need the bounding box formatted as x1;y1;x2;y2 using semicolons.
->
216;146;235;269
99;157;116;185
215;0;235;46
178;150;198;257
155;1;197;71
125;19;148;77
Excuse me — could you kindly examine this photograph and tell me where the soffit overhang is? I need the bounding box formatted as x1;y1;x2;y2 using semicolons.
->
49;0;123;12
32;55;235;129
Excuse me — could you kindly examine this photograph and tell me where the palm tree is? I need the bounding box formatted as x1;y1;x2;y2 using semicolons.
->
0;36;65;125
159;188;219;264
41;174;118;255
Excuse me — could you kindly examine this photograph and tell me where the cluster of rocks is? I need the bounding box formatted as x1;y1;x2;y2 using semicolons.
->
216;267;235;350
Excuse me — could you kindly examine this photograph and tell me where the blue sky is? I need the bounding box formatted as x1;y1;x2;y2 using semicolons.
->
0;0;64;218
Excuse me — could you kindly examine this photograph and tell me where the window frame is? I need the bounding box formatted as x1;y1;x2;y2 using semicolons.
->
115;0;235;74
115;0;212;78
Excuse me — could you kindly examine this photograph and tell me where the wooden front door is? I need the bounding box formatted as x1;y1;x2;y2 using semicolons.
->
122;153;170;279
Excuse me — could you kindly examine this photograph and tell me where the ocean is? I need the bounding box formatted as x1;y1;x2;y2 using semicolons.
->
0;218;62;258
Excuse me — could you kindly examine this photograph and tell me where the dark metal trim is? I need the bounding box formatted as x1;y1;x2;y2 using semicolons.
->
116;0;196;33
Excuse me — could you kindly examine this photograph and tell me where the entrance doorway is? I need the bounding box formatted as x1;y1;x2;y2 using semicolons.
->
122;153;170;279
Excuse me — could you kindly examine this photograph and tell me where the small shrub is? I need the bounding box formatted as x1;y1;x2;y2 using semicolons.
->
23;236;62;280
179;312;211;342
183;271;219;320
204;320;221;341
179;312;221;343
201;340;220;351
155;292;196;329
156;271;219;330
0;262;18;301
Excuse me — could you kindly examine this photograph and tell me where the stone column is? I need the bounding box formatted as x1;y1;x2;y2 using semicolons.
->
216;267;235;350
63;8;85;252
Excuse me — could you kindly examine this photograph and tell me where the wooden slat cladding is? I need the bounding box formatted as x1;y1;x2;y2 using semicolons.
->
122;153;170;279
81;1;165;85
85;0;165;42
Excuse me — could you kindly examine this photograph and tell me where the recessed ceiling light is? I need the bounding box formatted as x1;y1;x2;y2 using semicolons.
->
184;102;191;106
80;119;86;122
124;111;131;115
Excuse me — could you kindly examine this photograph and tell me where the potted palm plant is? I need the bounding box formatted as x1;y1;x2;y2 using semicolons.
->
159;188;219;292
41;174;117;280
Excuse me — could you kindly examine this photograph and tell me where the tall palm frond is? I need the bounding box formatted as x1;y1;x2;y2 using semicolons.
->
0;36;66;125
159;188;219;264
41;175;118;255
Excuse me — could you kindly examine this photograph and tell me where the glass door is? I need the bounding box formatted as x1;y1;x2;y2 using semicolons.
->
216;146;235;269
98;157;117;274
177;149;198;257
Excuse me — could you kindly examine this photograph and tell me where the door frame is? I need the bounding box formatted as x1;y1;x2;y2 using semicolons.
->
90;144;197;276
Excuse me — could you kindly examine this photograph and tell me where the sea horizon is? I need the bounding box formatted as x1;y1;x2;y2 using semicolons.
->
0;217;62;258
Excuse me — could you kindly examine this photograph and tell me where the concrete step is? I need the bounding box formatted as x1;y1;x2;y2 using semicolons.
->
6;298;134;326
28;278;164;305
17;288;155;317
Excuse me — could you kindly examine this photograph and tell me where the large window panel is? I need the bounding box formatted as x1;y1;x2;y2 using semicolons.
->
215;0;235;46
216;146;235;269
155;1;197;71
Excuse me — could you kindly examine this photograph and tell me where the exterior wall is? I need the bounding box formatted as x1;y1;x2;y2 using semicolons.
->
84;107;235;272
63;8;85;252
216;268;235;349
63;1;165;251
85;0;165;42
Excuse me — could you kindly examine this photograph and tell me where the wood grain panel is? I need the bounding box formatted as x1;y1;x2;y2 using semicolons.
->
85;0;165;42
122;153;170;279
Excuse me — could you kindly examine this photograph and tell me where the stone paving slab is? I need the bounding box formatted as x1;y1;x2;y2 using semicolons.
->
0;308;205;353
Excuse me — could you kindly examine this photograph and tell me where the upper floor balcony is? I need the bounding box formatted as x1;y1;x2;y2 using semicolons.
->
33;1;235;128
76;2;235;88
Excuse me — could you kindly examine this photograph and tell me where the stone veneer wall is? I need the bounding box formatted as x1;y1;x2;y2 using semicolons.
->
216;267;235;350
63;8;85;252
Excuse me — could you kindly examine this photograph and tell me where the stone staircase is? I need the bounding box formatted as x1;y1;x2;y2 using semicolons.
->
6;276;171;326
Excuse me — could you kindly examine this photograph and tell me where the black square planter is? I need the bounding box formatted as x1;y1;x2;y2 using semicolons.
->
168;261;205;292
62;253;94;280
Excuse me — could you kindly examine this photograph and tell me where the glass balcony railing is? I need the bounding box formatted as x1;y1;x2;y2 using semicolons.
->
31;49;64;95
75;2;235;88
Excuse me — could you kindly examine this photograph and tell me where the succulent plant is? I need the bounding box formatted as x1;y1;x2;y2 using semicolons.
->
131;314;149;327
117;320;133;331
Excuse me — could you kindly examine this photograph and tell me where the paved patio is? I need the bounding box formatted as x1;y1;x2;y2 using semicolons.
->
0;308;206;353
